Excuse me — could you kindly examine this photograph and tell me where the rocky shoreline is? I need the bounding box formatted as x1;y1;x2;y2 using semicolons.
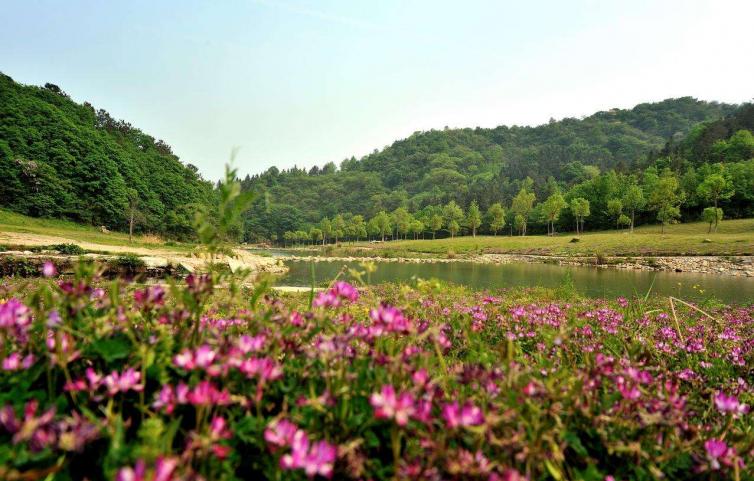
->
280;253;754;277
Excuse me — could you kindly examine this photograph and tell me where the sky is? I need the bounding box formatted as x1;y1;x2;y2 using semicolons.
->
2;0;753;181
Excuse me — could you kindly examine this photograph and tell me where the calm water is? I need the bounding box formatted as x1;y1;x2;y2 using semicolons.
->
274;258;754;304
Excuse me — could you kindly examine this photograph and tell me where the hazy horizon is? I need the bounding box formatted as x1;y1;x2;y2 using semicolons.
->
3;0;753;180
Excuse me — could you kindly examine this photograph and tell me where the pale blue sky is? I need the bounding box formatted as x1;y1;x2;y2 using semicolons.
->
2;0;753;180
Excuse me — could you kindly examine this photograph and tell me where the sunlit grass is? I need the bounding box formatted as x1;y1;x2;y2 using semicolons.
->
352;218;754;256
0;209;194;253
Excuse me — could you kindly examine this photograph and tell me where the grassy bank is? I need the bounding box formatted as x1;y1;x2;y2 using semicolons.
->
0;209;195;254
342;218;754;258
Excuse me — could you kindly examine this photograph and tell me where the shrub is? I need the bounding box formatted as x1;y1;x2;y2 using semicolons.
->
50;243;86;255
111;254;146;273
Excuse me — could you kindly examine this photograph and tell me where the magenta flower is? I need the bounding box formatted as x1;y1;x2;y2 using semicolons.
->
116;457;177;481
152;384;176;414
153;457;179;481
442;401;484;428
522;381;538;397
173;349;194;370
332;281;359;301
280;429;310;469
265;418;299;448
313;281;359;308
103;368;144;396
238;334;266;353
209;416;232;440
370;304;410;333
704;438;734;470
303;440;337;478
714;392;749;415
42;261;57;277
193;345;217;368
370;385;415;426
280;429;337;479
133;285;165;309
115;459;146;481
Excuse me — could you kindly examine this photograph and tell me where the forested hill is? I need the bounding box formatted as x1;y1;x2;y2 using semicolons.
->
0;73;213;238
241;97;743;241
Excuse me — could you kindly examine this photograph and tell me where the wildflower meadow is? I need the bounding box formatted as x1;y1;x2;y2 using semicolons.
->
0;257;752;480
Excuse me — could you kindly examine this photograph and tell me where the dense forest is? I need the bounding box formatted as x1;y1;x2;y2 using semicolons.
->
0;73;214;238
241;98;754;242
1;73;752;243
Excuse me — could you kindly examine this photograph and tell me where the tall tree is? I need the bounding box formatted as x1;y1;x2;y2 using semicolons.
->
319;217;332;245
570;197;590;234
429;214;443;239
487;203;506;236
391;207;413;240
649;170;683;234
606;199;623;231
442;201;464;238
466;200;481;237
696;172;734;232
541;192;566;236
373;211;392;242
622;185;645;233
510;187;536;236
702;207;723;234
332;214;346;243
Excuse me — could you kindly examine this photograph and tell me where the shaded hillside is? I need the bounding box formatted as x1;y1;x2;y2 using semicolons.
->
0;73;213;238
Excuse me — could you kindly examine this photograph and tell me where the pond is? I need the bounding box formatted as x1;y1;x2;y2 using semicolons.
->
272;257;754;304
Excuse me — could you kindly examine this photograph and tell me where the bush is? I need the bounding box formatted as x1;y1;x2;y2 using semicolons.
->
50;243;86;255
111;254;146;272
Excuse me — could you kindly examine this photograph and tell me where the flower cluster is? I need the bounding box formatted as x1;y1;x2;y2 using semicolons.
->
0;276;752;480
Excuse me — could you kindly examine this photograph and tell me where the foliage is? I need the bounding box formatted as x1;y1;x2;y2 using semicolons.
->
50;243;86;255
0;73;214;238
239;98;746;242
1;272;753;479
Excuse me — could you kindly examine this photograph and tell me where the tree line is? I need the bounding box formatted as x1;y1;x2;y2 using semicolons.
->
280;161;745;244
243;99;752;244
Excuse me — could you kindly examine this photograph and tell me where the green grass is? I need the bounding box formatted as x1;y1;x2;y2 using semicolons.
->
0;209;195;253
350;218;754;257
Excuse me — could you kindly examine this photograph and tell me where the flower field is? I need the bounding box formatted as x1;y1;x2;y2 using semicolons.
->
0;263;753;480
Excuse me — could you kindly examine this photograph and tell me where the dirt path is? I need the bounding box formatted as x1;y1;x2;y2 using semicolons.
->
0;231;287;275
0;231;186;256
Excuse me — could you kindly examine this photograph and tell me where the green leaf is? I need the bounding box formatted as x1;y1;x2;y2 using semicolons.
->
90;335;132;363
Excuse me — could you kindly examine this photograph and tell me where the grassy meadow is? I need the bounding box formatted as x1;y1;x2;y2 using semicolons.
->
347;219;754;258
0;209;194;254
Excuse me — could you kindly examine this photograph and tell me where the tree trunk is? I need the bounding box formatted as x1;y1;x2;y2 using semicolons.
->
713;197;719;233
129;211;134;243
631;211;635;233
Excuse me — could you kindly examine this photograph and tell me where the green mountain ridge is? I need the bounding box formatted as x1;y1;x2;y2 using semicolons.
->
0;73;751;242
241;97;751;241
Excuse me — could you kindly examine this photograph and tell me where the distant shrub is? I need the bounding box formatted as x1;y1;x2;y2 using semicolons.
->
569;237;581;243
446;249;457;259
111;254;145;273
0;257;38;276
51;243;86;255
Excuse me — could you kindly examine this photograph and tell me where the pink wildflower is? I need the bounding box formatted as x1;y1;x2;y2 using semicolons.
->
42;261;57;277
370;385;415;426
265;418;299;448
